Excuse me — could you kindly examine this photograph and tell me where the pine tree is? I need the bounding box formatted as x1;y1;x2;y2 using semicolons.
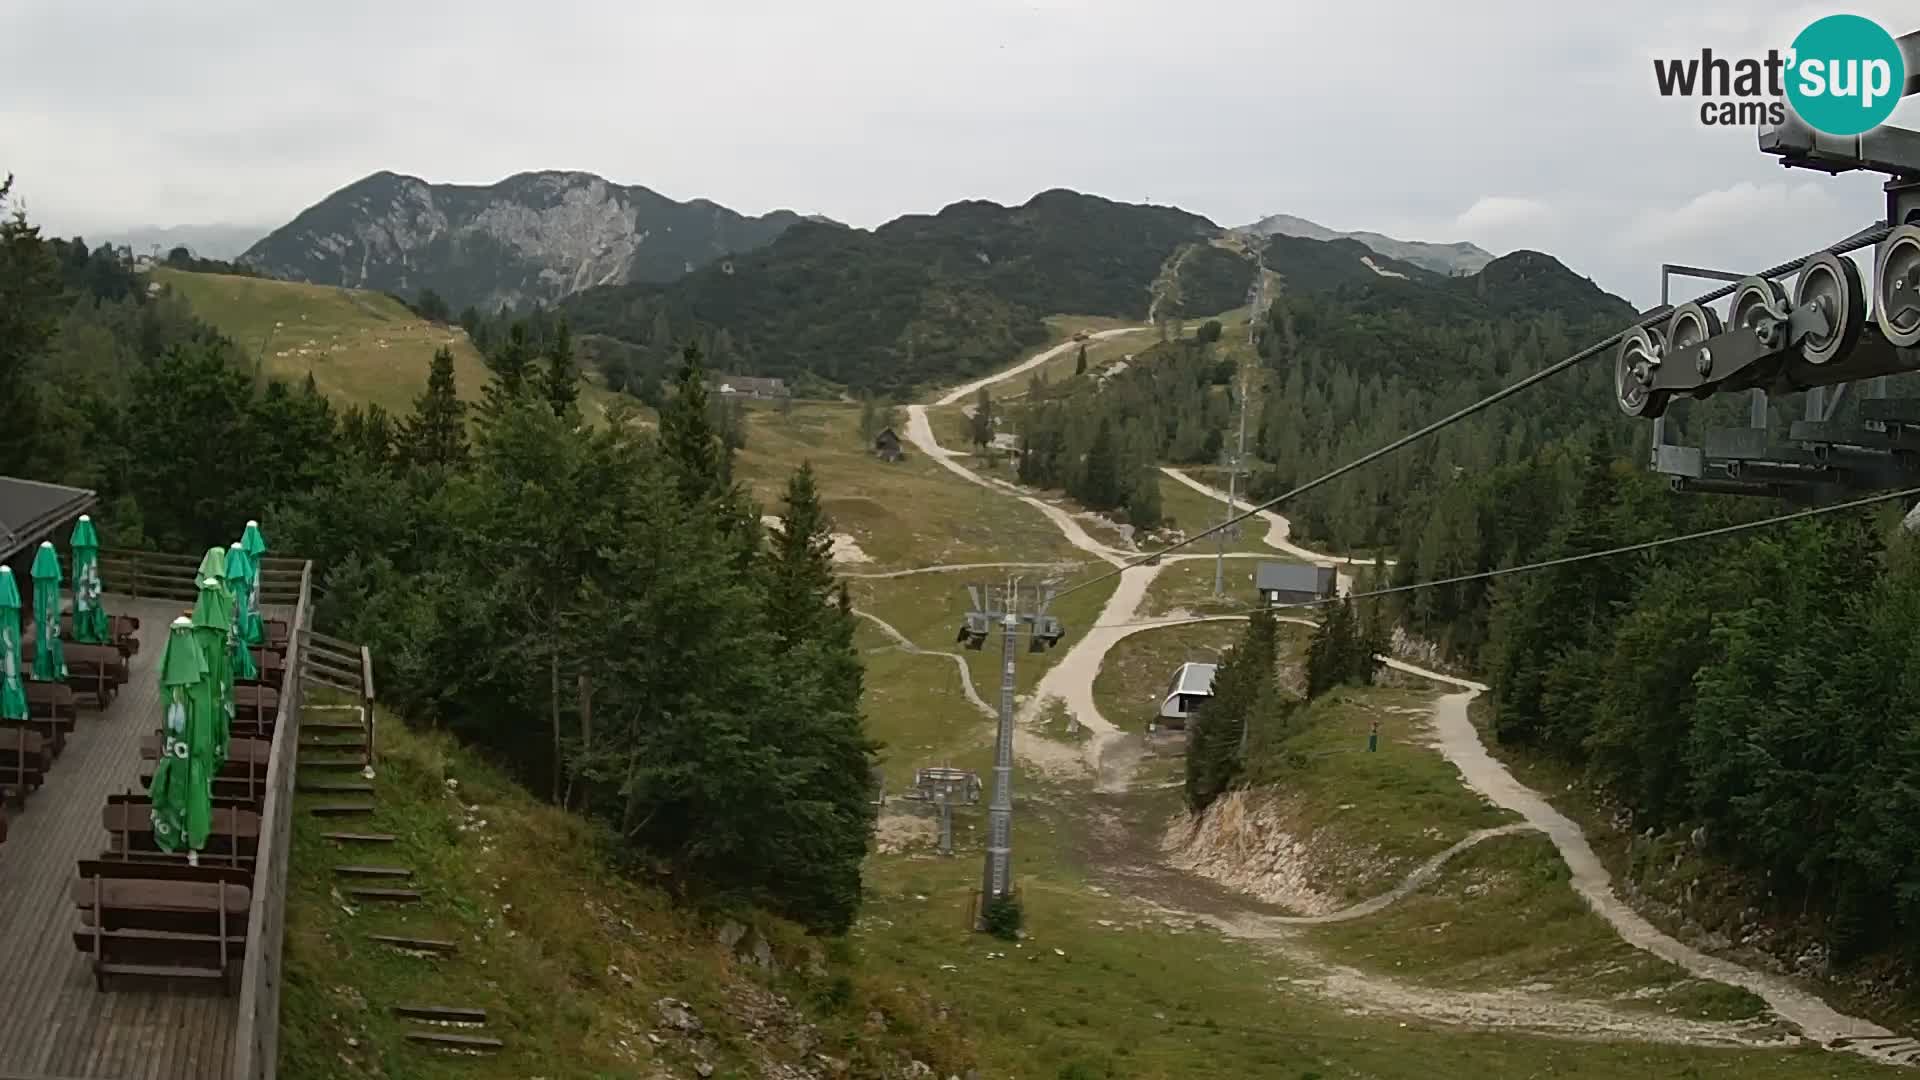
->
969;387;994;448
481;322;535;416
1074;344;1088;376
543;318;579;417
1184;611;1279;811
1083;417;1121;510
1126;466;1162;529
659;343;731;500
400;346;469;470
1305;597;1361;699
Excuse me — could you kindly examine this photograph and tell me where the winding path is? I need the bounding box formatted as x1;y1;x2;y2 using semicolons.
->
853;609;993;719
893;326;1918;1064
933;328;1149;407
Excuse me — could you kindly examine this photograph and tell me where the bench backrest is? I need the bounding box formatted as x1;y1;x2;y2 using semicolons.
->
139;735;271;768
102;803;262;841
72;877;253;916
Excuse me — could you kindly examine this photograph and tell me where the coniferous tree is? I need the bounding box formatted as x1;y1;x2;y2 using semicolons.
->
970;387;994;448
400;346;469;470
481;322;536;416
1082;417;1121;510
543;318;579;417
1185;611;1278;812
1074;344;1088;376
1126;466;1162;529
660;343;731;500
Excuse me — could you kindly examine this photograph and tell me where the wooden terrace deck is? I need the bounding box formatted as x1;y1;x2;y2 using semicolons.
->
0;597;238;1080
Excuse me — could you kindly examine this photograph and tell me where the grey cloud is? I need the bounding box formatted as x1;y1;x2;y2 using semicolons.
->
2;0;1916;309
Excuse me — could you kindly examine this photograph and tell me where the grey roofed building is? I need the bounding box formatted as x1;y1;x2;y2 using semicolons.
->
1157;661;1217;728
711;374;790;399
0;476;97;564
1255;561;1337;606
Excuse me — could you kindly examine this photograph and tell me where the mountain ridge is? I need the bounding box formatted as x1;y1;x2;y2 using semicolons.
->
1239;212;1495;276
240;169;810;313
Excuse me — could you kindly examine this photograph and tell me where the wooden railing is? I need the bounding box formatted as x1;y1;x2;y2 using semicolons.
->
230;560;312;1080
98;548;304;606
302;628;377;760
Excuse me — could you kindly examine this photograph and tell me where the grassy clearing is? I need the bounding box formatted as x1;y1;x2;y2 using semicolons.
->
1142;557;1270;617
1240;687;1518;900
1306;831;1773;1023
282;709;969;1079
969;315;1144;400
1091;621;1247;732
154;268;625;424
735;401;1086;570
856;782;1890;1080
1155;474;1273;552
850;569;1119;724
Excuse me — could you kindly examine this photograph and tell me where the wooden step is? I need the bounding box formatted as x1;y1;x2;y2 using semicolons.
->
299;781;374;795
369;934;457;954
298;755;367;770
309;803;376;817
333;864;412;880
299;737;366;750
405;1031;502;1052
393;1005;487;1025
346;887;422;903
303;720;365;734
321;832;395;844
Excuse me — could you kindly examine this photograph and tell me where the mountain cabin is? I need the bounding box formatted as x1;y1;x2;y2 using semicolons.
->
1255;561;1337;607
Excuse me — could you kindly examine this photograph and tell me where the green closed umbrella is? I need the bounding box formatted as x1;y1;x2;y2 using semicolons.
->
150;616;212;857
0;568;26;721
238;520;267;646
225;543;258;681
192;548;235;768
69;514;110;645
30;542;65;682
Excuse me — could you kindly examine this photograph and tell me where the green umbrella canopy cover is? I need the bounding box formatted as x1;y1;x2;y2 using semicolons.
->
192;559;235;768
69;514;110;645
29;541;65;682
224;544;258;681
0;568;25;721
238;522;267;646
150;616;212;854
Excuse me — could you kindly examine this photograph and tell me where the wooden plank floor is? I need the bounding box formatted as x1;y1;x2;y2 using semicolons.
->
0;598;236;1080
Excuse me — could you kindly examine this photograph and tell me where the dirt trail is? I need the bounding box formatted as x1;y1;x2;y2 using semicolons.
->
932;328;1148;407
852;609;992;720
1371;660;1911;1063
1159;466;1393;594
890;327;1920;1060
844;562;1074;580
903;405;1129;568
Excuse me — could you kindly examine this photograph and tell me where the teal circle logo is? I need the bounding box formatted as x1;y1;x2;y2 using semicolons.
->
1786;15;1905;136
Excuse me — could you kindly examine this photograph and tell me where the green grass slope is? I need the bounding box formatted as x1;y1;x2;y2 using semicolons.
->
282;707;969;1079
153;268;624;423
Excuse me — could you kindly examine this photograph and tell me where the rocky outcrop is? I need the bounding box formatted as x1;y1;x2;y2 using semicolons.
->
241;170;807;311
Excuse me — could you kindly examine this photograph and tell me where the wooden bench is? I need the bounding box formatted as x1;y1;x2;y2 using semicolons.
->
25;641;127;708
234;684;280;728
55;612;141;657
234;645;286;689
139;735;270;805
0;726;50;803
70;860;251;991
101;800;259;866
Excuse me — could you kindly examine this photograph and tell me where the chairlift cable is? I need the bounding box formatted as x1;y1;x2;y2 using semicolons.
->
1048;223;1897;603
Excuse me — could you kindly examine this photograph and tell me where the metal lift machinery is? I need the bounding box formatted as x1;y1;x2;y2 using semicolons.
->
1618;29;1920;500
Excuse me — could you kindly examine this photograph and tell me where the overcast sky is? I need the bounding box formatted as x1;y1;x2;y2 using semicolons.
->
3;0;1917;308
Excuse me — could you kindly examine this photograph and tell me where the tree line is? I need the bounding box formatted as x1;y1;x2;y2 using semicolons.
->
1;175;877;933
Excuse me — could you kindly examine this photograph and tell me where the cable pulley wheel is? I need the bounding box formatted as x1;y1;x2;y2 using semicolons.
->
1875;224;1920;348
1616;325;1666;419
1792;250;1865;365
1729;276;1788;345
1665;302;1722;376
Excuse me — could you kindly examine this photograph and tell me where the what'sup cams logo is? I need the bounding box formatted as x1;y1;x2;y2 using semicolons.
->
1654;13;1905;135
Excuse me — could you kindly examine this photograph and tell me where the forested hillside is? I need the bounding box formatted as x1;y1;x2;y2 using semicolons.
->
1;177;877;933
561;190;1252;395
